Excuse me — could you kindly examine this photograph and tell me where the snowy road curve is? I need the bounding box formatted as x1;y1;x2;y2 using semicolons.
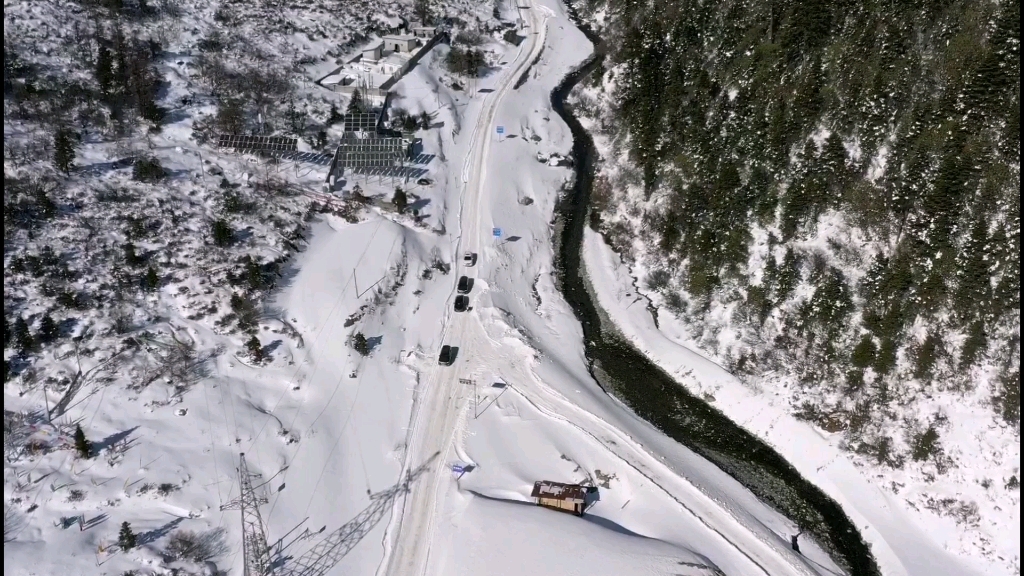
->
377;3;550;575
379;1;831;574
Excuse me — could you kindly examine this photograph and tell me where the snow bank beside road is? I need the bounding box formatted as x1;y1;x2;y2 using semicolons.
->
582;227;989;576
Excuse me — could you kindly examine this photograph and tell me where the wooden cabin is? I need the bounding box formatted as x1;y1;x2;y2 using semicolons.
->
531;481;589;516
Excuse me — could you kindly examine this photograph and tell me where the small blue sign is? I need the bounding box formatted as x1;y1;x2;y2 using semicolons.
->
452;464;465;474
496;126;505;135
492;227;502;238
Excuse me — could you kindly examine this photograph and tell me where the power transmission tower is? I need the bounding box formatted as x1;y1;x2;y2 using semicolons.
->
221;453;272;576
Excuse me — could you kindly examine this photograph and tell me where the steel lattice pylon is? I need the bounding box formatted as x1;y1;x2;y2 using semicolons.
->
221;453;271;576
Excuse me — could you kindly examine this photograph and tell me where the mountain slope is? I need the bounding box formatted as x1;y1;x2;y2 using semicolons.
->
569;0;1019;572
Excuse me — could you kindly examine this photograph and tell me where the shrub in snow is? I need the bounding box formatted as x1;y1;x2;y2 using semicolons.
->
53;128;76;174
393;187;408;213
73;425;92;459
132;158;166;182
118;521;137;551
211;220;234;247
352;332;371;356
165;528;228;563
246;336;263;362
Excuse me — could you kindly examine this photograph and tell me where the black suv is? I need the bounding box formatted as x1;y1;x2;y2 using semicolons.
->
457;276;471;294
438;345;457;365
454;295;469;312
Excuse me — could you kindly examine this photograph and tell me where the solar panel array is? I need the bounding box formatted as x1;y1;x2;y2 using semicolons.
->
217;134;298;152
337;135;406;154
336;150;405;168
343;113;379;133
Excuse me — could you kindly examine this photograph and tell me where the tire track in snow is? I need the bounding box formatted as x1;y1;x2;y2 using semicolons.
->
377;4;550;575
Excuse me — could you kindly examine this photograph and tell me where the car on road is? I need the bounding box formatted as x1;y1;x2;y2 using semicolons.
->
463;252;477;267
417;178;433;186
454;295;469;312
457;276;471;294
438;345;457;366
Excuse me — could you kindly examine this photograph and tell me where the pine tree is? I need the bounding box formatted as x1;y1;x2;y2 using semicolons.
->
73;425;92;458
143;266;159;291
95;42;114;96
352;332;370;356
118;521;137;550
14;317;37;355
393;187;408;213
327;104;343;126
38;314;58;344
347;89;363;114
246;335;263;362
123;242;142;266
211;219;233;246
53;128;76;174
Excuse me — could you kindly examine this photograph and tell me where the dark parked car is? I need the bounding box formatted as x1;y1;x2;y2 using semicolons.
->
417;178;433;186
438;345;457;366
457;276;471;294
454;295;469;312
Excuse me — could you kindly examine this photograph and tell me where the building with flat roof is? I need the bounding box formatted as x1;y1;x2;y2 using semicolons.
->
531;481;591;516
382;34;418;53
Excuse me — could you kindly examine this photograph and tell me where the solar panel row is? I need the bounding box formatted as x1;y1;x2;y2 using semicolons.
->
217;134;298;152
342;113;378;132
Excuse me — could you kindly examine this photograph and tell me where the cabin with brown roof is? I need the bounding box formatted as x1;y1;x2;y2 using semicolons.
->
531;481;590;516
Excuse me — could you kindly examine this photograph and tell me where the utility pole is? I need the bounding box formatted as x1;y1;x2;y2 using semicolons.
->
221;453;271;576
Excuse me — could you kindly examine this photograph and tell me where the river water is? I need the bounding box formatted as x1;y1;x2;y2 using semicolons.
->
547;14;881;576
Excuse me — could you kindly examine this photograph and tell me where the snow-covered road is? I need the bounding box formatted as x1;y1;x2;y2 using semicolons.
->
378;3;551;575
378;1;842;574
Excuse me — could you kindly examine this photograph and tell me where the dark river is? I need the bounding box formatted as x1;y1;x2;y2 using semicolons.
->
548;10;880;575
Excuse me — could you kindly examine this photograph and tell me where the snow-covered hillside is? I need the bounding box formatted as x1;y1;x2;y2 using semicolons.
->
8;0;1014;576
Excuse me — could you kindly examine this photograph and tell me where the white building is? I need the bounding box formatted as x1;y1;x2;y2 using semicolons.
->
410;25;438;39
362;43;383;61
382;34;418;53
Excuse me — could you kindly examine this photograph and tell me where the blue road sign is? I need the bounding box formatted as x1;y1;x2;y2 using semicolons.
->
496;126;505;135
492;227;502;238
452;464;465;474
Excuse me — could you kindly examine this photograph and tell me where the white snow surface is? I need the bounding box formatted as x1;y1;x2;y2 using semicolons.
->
7;1;999;576
582;228;1012;576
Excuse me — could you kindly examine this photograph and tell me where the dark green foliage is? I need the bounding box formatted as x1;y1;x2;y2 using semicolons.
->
959;321;988;370
873;338;898;376
414;0;431;23
13;317;37;355
211;219;233;246
118;522;137;550
995;369;1019;426
352;332;370;356
95;42;114;95
73;425;92;458
230;293;258;332
327;104;343;126
347;89;364;114
216;98;246;134
132;158;165;181
911;426;941;462
245;335;263;362
143;266;159;291
850;336;876;369
393;187;407;213
122;242;142;266
53;128;76;174
596;0;1018;426
38;314;58;344
445;47;486;77
914;332;942;379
